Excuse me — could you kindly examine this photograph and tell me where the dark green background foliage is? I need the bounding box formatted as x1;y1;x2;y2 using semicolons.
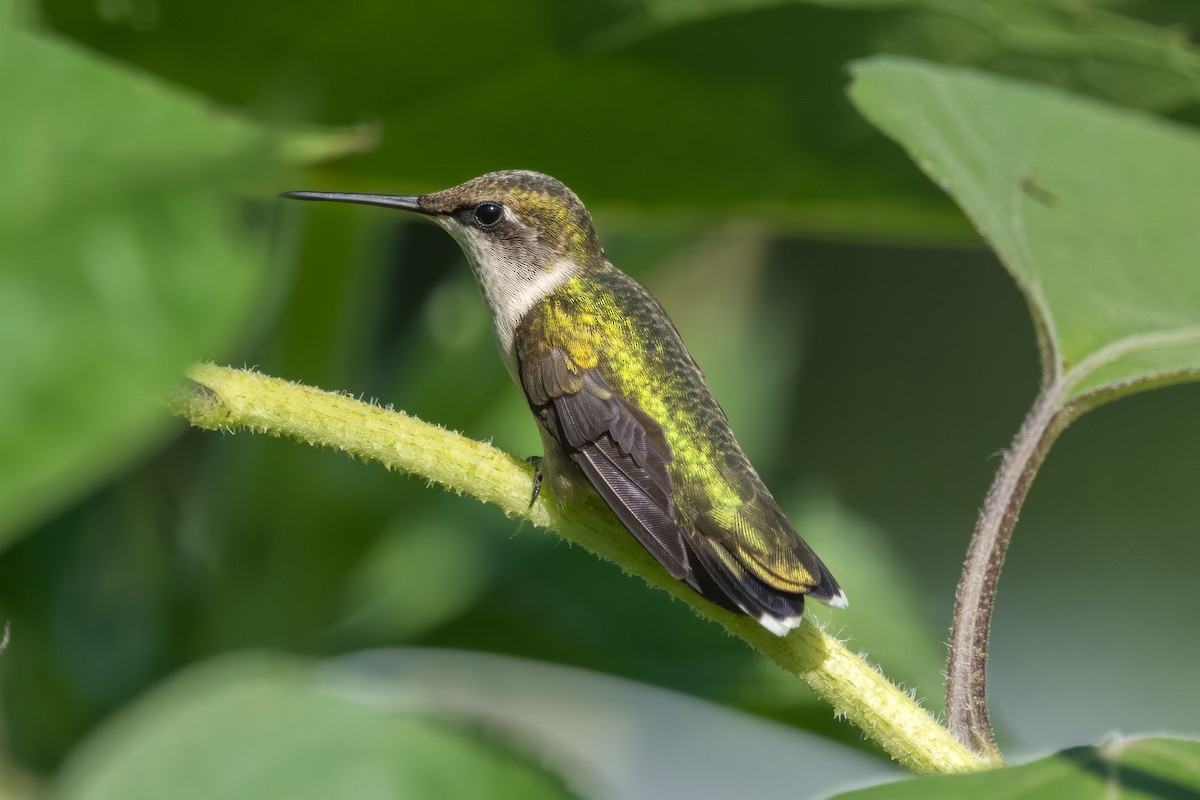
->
3;0;1199;797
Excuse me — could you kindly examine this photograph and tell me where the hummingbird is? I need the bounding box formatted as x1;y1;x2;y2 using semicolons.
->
282;171;845;635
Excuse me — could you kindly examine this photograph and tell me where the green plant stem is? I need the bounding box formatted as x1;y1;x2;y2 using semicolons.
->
946;385;1072;758
174;363;997;775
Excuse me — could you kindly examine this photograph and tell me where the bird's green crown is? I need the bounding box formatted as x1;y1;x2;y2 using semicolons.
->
419;170;603;264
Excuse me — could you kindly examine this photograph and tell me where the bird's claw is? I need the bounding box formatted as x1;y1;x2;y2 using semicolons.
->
525;455;544;508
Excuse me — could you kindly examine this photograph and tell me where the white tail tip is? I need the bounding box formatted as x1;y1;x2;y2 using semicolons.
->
758;613;804;637
825;589;849;609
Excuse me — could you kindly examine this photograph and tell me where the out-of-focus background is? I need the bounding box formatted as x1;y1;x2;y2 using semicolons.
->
3;1;1199;798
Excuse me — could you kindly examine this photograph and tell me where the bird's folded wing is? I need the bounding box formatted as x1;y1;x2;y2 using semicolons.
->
519;345;693;583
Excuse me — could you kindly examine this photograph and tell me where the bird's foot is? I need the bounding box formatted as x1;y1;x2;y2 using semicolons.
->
525;455;544;508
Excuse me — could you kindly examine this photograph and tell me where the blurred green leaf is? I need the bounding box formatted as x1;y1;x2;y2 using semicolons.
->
849;57;1200;409
52;655;573;800
336;648;893;798
0;20;271;547
831;736;1200;799
0;17;368;549
339;513;493;641
0;750;40;800
607;0;1200;113
40;0;1200;241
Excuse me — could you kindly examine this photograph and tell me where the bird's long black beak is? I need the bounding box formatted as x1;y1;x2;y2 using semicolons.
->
279;191;434;215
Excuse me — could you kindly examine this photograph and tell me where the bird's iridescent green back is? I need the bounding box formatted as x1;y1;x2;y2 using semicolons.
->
515;262;836;598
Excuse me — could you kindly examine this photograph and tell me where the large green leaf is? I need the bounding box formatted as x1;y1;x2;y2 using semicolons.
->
39;0;1200;240
51;655;572;800
849;57;1200;409
0;18;360;548
607;0;1200;114
832;737;1200;799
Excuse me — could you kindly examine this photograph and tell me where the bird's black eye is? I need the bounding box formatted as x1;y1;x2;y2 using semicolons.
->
474;202;503;227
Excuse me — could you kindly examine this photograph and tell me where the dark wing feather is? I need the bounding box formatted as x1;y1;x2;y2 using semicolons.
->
521;346;692;583
696;451;843;605
686;536;807;621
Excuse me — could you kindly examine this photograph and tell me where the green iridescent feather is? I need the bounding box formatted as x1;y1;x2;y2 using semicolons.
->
513;266;842;622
